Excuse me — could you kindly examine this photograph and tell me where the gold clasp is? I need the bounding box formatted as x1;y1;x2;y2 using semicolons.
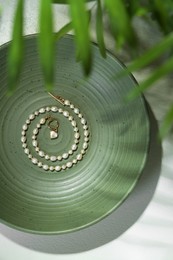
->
48;92;65;105
46;115;59;132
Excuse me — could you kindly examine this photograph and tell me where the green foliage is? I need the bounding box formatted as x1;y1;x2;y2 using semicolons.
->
7;0;173;136
54;22;73;41
127;57;173;100
96;0;106;58
38;0;55;91
68;0;92;75
52;0;95;3
104;0;136;48
7;0;24;95
127;33;173;72
148;0;173;34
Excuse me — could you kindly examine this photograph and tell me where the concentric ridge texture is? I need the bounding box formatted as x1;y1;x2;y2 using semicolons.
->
0;35;149;234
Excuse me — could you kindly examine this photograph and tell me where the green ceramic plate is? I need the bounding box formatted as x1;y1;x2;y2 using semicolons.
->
0;35;149;234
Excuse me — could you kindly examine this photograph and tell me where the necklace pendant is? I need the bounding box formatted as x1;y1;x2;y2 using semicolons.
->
50;130;58;139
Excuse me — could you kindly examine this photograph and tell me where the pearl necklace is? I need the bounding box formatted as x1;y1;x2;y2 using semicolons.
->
21;93;90;172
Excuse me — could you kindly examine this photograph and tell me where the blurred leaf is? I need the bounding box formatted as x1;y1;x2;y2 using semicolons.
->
96;0;106;58
127;57;173;99
125;0;141;17
104;0;135;48
126;33;173;72
38;0;55;91
52;0;95;3
150;0;170;34
160;104;173;138
54;9;91;42
135;7;148;17
68;0;92;75
52;0;68;3
7;0;24;95
54;22;73;41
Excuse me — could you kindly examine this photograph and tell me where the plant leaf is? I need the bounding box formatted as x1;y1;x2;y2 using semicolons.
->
160;104;173;138
7;0;24;95
104;0;135;48
38;0;55;91
54;22;73;41
52;0;95;3
68;0;92;75
128;33;173;72
96;0;106;58
127;56;173;100
150;0;169;34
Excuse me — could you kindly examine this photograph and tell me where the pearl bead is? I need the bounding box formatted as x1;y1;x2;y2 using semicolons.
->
84;130;89;137
29;114;35;120
74;133;80;139
35;147;39;152
26;119;30;125
68;150;73;155
62;153;69;159
68;116;73;121
45;155;50;160
32;158;38;164
55;165;61;172
39;108;45;113
28;154;32;159
78;113;82;118
66;162;72;168
21;136;26;143
32;140;37;147
62;165;66;170
81;149;86;154
72;144;77;151
81;118;86;125
70;104;74;109
73;159;77;164
24;148;29;154
57;156;62;161
46;106;51;111
50;156;57;162
22;143;27;148
84;137;89;142
49;166;54;171
43;164;49;170
64;100;70;105
63;111;69;117
38;162;42;167
32;135;36;140
40;118;46;124
74;139;79;144
34;111;39;116
39;151;45;157
71;120;77;127
51;106;58;112
21;130;26;136
58;108;63;113
22;124;28;130
83;142;88;149
74;108;79;114
37;123;41;128
77;154;83;161
83;125;88;130
74;127;79;132
33;128;38;135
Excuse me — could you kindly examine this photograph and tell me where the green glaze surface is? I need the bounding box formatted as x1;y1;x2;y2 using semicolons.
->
0;35;149;234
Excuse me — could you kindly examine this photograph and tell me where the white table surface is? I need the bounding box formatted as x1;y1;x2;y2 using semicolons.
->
0;1;173;260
